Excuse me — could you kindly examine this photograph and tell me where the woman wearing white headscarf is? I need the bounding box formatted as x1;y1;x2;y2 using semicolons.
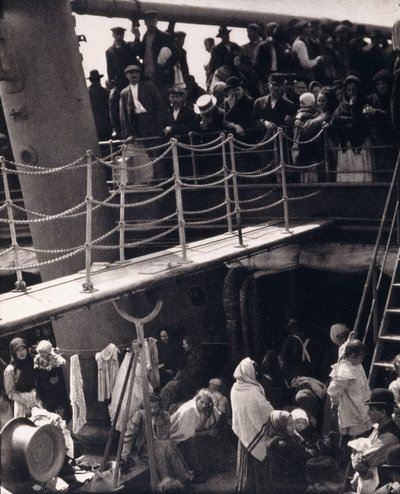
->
231;357;274;493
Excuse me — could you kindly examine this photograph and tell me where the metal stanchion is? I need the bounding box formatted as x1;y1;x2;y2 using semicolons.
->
278;128;290;233
1;156;26;291
112;299;163;491
188;132;198;182
171;138;188;262
82;150;95;292
228;134;245;247
118;144;127;263
220;133;233;234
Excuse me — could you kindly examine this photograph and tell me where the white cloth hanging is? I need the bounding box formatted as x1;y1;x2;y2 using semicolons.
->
95;343;120;401
70;354;87;434
108;351;153;432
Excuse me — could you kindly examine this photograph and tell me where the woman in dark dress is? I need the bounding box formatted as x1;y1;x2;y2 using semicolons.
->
266;410;312;494
3;338;39;417
260;350;291;409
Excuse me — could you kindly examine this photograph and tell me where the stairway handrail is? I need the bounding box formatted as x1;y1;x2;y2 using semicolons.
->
353;147;400;339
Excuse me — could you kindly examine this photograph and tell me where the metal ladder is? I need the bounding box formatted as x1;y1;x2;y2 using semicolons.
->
368;245;400;387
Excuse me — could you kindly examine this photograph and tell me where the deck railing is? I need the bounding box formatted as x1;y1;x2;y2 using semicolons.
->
0;125;398;293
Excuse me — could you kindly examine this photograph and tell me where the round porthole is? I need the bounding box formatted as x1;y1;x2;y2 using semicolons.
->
20;146;37;165
189;286;205;306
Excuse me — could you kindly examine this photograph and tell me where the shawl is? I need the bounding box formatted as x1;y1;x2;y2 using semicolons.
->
231;357;274;461
8;338;36;393
170;398;218;443
266;410;292;438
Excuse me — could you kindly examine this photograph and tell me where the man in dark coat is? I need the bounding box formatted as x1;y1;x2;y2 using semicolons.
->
221;76;254;135
137;10;178;91
119;64;165;140
106;26;141;92
208;26;241;80
87;70;112;141
163;86;197;138
252;72;297;129
253;24;293;83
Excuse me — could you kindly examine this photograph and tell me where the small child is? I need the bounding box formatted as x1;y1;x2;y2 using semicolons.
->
34;340;66;371
291;408;319;455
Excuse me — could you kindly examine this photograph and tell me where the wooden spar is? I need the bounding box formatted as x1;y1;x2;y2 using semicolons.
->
112;299;163;490
70;0;393;34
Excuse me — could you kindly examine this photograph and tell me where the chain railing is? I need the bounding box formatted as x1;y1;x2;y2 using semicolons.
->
2;123;396;293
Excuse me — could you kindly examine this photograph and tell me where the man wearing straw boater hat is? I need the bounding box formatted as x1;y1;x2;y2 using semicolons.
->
194;94;225;133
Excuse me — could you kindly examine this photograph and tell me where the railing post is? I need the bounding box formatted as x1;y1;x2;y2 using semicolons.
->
228;134;244;247
108;139;116;188
323;127;329;181
221;133;233;234
188;132;198;182
171;138;188;262
82;150;95;292
1;157;26;291
278;128;290;233
118;144;127;263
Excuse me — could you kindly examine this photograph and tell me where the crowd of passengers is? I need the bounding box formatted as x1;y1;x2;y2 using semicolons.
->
87;12;400;184
3;321;400;494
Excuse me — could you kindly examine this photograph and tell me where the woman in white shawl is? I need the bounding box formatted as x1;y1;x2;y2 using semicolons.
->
231;357;274;493
170;389;221;482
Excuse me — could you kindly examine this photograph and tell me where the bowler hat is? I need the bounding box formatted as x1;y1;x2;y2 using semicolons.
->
194;94;217;114
111;26;126;34
268;72;285;85
216;26;232;38
365;388;395;406
124;64;142;73
174;31;186;38
224;76;243;91
87;70;103;81
306;456;344;483
382;445;400;469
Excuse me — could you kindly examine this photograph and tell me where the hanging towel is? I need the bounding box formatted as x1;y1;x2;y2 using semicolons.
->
70;354;87;434
95;343;120;401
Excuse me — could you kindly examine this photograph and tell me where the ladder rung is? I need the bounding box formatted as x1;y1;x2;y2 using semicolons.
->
386;309;400;313
373;362;394;368
379;335;400;342
392;283;400;287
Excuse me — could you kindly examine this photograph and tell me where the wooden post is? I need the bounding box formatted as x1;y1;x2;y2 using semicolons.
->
112;299;163;491
228;134;244;247
171;138;188;262
82;150;94;292
220;133;233;234
278;128;290;233
1;157;26;291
